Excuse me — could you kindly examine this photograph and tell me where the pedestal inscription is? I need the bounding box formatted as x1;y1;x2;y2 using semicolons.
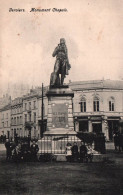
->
52;103;68;128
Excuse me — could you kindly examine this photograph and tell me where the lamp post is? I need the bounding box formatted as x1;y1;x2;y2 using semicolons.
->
41;83;44;138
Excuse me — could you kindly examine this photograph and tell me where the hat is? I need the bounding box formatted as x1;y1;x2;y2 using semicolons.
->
60;38;66;44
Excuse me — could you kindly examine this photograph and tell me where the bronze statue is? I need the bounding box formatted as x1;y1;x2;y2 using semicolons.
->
50;38;71;87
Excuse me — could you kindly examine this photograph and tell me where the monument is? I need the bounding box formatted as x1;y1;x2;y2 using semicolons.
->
46;38;75;135
38;39;80;155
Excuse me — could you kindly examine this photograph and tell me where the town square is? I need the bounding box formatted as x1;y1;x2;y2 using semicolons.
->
0;0;123;194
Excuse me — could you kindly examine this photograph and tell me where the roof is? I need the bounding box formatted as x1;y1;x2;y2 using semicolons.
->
69;80;123;91
0;104;11;111
22;86;49;100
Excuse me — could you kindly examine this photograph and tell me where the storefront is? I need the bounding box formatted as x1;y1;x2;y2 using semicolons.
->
107;117;120;140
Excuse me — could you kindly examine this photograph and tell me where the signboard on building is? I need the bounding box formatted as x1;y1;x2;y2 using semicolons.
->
52;104;68;128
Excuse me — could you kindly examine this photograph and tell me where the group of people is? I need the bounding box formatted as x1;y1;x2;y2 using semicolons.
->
5;139;39;162
0;134;6;143
66;142;94;163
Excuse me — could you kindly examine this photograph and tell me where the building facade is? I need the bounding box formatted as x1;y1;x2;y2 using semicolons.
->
0;104;11;138
22;87;48;138
11;98;23;138
0;80;123;141
70;80;123;140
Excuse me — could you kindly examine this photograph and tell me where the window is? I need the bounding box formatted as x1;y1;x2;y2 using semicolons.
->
29;113;31;122
6;113;8;119
14;108;16;114
20;107;22;113
109;97;115;111
25;114;27;122
2;122;4;128
34;112;36;123
14;117;16;125
20;116;22;124
25;103;27;111
29;102;31;110
93;97;99;112
33;101;36;109
17;117;19;125
17;107;19;113
79;97;86;112
11;118;14;125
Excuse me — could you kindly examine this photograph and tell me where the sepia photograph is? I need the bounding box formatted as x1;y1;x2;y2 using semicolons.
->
0;0;123;194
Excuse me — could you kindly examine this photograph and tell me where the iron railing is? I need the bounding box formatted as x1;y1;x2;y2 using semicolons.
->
37;135;81;154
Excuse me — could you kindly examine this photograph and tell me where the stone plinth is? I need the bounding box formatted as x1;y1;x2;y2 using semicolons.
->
45;85;76;136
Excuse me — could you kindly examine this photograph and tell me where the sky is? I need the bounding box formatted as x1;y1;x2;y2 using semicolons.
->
0;0;123;94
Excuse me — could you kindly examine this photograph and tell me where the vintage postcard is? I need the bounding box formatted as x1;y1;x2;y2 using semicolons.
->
0;0;123;194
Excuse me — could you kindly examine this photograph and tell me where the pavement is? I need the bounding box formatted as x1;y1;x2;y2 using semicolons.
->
0;151;123;195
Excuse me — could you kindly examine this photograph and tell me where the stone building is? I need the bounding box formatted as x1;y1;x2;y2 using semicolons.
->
22;87;48;138
11;98;23;137
0;104;11;138
69;80;123;140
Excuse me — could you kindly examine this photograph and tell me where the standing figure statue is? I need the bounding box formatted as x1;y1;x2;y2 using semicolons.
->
50;38;71;87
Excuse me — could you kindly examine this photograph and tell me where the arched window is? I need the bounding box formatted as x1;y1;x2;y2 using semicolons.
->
93;97;99;112
79;97;86;112
109;97;115;111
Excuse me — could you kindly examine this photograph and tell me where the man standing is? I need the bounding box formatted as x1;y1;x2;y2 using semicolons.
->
50;38;71;87
30;141;39;161
72;142;79;162
79;141;87;163
5;139;12;161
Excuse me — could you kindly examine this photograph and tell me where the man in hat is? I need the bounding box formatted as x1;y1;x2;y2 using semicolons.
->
50;38;71;87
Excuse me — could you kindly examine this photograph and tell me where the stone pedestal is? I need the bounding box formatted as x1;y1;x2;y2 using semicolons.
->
37;86;81;155
45;85;76;136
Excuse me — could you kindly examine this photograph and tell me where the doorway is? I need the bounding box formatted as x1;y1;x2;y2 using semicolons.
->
79;121;88;132
108;120;119;140
92;123;102;134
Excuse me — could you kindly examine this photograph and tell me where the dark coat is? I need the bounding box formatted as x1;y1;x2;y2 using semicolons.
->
72;145;78;155
30;144;39;154
5;141;12;156
80;145;87;155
